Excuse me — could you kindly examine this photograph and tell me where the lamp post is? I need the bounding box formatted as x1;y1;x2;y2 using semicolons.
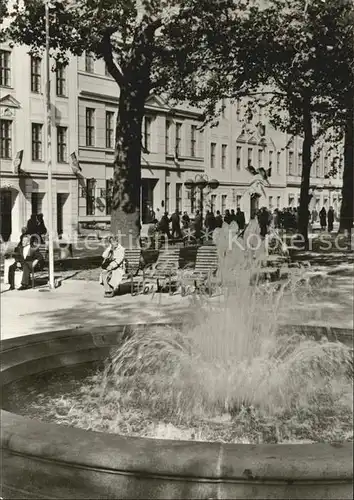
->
184;174;219;218
45;0;55;289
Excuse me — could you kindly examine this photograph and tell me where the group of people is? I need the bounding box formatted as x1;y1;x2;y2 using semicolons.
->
256;205;337;236
5;214;47;290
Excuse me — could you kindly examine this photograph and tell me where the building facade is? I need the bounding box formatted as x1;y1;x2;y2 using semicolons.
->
0;44;343;242
0;43;78;242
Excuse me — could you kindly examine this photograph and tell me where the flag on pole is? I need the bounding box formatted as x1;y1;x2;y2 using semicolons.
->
12;150;23;175
246;165;257;176
70;151;82;175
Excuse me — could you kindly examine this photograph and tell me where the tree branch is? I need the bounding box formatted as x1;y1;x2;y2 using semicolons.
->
101;30;125;86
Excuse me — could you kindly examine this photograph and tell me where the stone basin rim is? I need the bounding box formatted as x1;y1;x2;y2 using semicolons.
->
1;323;353;485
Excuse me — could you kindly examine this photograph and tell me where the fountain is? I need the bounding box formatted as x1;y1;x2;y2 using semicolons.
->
1;226;353;499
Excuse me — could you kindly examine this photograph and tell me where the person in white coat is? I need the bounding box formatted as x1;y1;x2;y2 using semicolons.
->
100;237;126;297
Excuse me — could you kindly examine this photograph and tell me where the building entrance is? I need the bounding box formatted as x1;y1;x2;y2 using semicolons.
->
0;190;12;241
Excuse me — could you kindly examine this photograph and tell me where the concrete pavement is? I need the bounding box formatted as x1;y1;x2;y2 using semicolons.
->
1;257;353;341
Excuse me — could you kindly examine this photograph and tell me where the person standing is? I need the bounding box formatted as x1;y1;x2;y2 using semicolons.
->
258;207;270;238
158;212;171;239
181;211;190;229
319;207;327;230
215;210;223;228
327;206;335;232
194;210;203;241
171;209;182;239
235;207;246;231
223;209;232;224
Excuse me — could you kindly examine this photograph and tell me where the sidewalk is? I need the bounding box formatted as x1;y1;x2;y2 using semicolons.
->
1;259;353;341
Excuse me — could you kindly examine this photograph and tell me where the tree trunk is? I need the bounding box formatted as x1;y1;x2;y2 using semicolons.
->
339;98;354;234
298;104;313;248
110;85;147;248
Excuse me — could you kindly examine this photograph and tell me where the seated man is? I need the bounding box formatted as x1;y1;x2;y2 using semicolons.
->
8;234;43;290
100;236;126;297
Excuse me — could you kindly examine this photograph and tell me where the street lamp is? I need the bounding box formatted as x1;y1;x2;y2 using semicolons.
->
184;174;219;217
45;0;55;289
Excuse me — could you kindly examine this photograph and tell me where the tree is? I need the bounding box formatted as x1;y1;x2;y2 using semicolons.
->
4;0;260;245
197;0;353;245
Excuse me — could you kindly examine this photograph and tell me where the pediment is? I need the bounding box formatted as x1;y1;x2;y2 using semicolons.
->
0;94;21;109
145;93;169;111
236;132;247;143
248;136;258;145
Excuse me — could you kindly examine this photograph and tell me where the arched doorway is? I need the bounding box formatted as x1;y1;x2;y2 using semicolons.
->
0;190;13;241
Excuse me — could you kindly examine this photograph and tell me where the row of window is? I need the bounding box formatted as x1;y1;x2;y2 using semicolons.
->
210;144;280;173
287;150;332;177
0;119;68;162
0;50;67;96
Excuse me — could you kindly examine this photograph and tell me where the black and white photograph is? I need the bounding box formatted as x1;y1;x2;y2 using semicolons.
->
0;0;353;498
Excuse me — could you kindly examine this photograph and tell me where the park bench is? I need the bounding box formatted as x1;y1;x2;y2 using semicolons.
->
143;248;181;294
121;248;145;295
178;245;219;296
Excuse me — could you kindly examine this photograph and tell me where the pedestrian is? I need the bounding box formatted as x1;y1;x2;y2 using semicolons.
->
37;213;47;243
194;210;202;240
258;207;270;238
311;208;318;224
224;209;232;224
230;209;237;223
319;207;327;230
235;207;246;230
158;212;171;239
215;210;223;228
273;209;281;230
181;211;190;229
327;206;335;232
171;209;182;239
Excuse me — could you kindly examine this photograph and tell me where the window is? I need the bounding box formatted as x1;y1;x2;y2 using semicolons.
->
221;144;228;169
236;195;242;209
176;183;182;212
210;142;216;168
105;111;114;149
288;151;294;175
57;126;67;162
277;196;281;209
190;125;197;157
165;120;172;155
221;98;226;118
247;147;253;167
144;116;152;152
211;194;217;212
298;152;302;174
258;148;263;168
30;56;41;93
324;156;329;176
0;50;11;87
32;123;43;161
236;100;241;120
277;151;281;174
0;120;12;159
86;179;95;216
165;182;170;213
85;52;94;73
268;196;273;210
85;108;95;146
175;122;182;156
269;150;273;169
221;194;227;214
315;158;321;177
105;179;113;215
236;146;241;170
56;64;66;96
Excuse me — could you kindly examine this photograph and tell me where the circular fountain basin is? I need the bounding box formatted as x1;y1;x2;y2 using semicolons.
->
1;324;353;500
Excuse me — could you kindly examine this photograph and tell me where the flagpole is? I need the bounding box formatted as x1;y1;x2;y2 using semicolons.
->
45;0;55;289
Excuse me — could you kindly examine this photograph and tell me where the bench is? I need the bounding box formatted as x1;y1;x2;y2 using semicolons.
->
178;245;219;296
143;248;181;294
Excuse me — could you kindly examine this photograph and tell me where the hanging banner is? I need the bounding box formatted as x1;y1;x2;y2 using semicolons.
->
12;150;23;175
